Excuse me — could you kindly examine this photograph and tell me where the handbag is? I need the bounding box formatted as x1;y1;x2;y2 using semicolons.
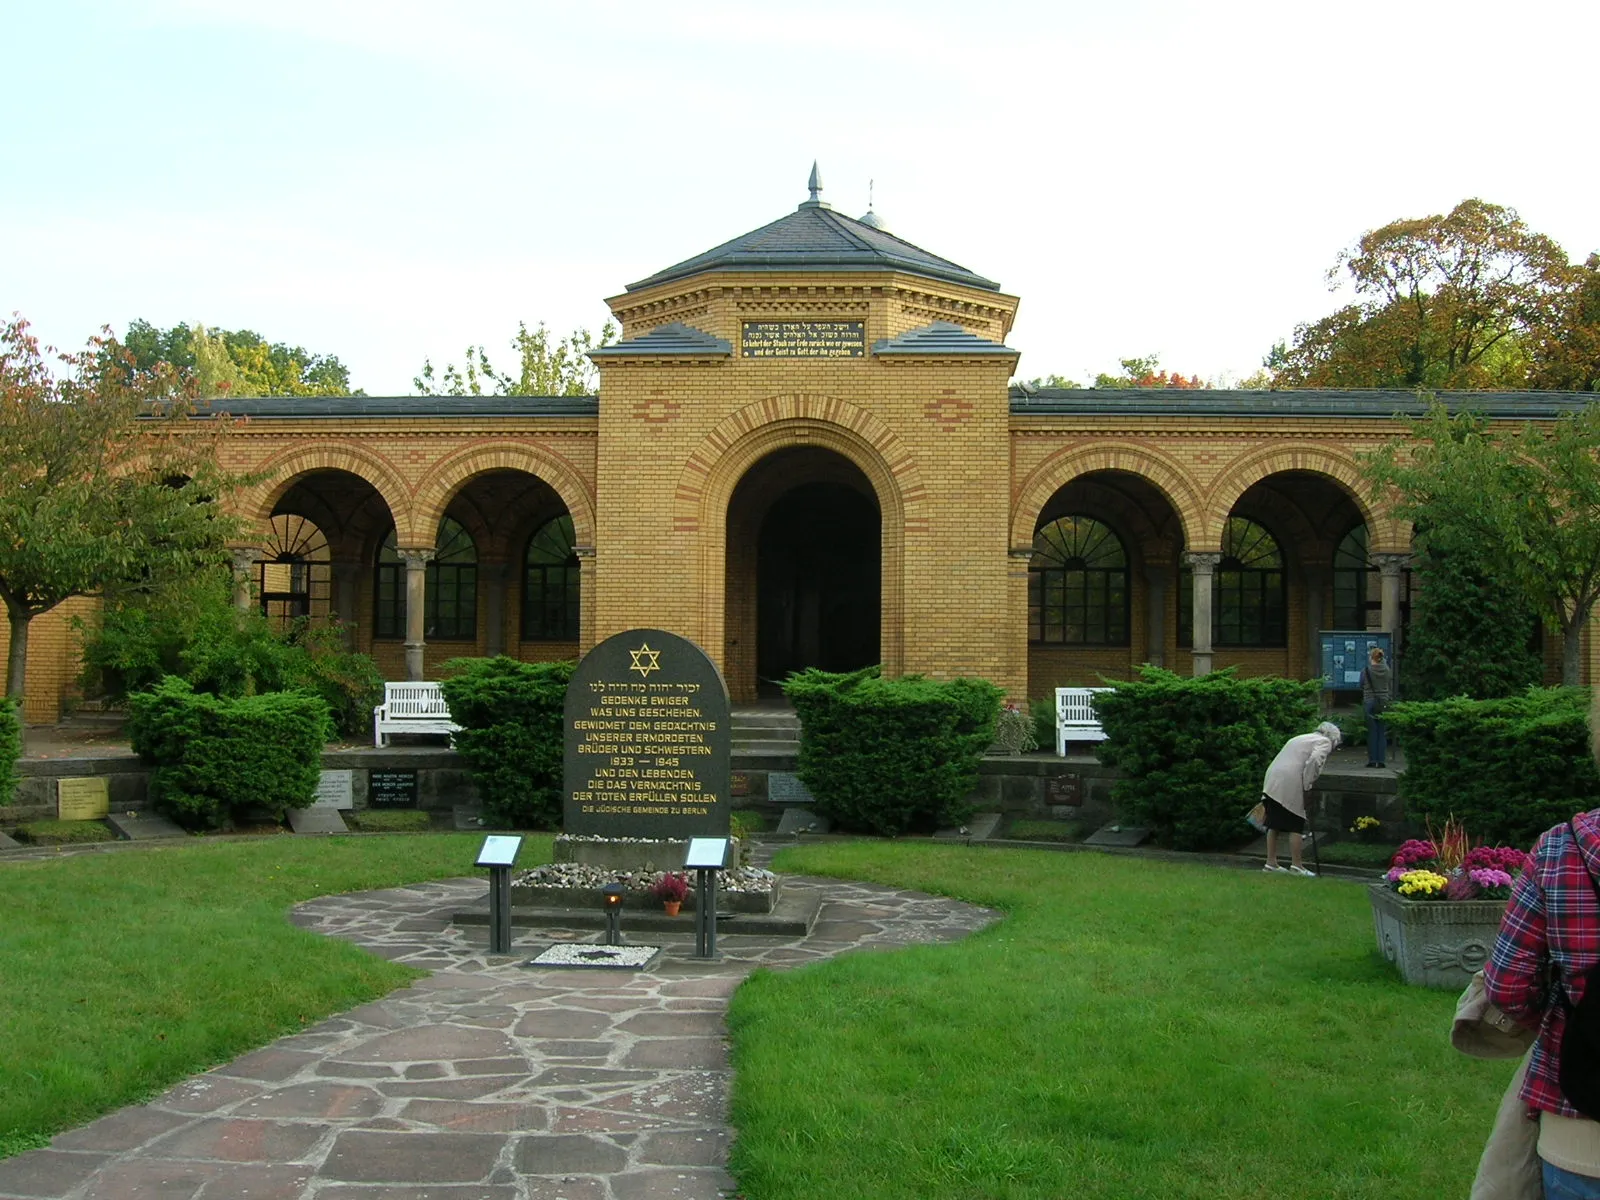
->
1453;970;1537;1059
1245;801;1267;833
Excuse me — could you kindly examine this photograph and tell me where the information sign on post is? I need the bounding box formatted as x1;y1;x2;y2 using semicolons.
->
475;835;523;954
563;628;731;840
1318;630;1393;690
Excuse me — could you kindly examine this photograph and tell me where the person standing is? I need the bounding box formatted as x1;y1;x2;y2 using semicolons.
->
1483;778;1600;1193
1360;646;1394;768
1260;721;1341;877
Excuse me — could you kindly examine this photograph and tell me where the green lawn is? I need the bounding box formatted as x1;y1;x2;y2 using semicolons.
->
726;842;1512;1200
0;833;535;1157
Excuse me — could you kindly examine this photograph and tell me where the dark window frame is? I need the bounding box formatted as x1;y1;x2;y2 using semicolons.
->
521;514;580;641
1028;515;1130;646
1178;517;1288;648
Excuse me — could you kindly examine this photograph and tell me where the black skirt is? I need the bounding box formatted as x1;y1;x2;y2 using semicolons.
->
1262;795;1307;834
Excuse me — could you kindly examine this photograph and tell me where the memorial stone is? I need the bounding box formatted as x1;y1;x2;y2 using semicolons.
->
57;777;109;821
312;770;355;810
368;770;419;809
564;628;730;839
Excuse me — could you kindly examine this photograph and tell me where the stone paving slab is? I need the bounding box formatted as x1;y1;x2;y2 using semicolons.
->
0;859;999;1200
104;811;187;841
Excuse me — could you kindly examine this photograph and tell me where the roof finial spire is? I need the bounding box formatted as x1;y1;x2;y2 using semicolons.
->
799;161;830;210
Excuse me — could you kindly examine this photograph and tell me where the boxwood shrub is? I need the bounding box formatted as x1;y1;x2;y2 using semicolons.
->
438;656;573;829
126;677;333;831
0;696;19;808
784;666;1003;836
1094;667;1322;851
1384;687;1600;847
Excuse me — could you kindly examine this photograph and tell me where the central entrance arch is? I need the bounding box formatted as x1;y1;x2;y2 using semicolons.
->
726;447;882;697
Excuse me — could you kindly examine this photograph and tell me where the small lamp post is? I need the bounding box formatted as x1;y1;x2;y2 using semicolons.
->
602;882;627;946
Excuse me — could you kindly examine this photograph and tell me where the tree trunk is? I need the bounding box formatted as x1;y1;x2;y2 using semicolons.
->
5;603;29;703
1563;611;1585;687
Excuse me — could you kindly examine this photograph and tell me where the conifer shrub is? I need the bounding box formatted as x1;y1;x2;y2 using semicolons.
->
0;697;19;808
1404;546;1543;700
127;678;333;831
1093;667;1321;851
784;666;1003;836
438;656;573;829
1384;688;1600;846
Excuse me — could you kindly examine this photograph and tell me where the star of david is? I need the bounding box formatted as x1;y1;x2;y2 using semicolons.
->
629;642;662;678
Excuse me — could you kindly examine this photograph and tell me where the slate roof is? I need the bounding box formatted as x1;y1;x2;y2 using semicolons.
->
588;322;733;358
873;321;1016;357
195;395;597;419
1007;387;1599;419
627;202;1001;293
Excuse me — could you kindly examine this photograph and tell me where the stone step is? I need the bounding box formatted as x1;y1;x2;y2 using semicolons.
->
730;739;800;756
730;714;800;732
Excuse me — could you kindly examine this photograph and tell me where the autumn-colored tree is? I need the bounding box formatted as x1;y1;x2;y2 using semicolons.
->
1528;253;1600;392
120;319;354;397
1272;199;1572;389
414;321;618;397
1363;398;1600;685
1094;355;1206;389
0;316;249;702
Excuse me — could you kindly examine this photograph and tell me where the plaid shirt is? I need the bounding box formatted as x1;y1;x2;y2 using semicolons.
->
1483;808;1600;1118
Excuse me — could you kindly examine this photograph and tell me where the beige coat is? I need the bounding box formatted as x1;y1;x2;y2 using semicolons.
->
1261;731;1336;819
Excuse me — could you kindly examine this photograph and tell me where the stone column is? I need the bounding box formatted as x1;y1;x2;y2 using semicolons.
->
230;548;261;613
1143;564;1167;668
1304;565;1328;680
1374;553;1409;655
485;563;509;658
575;544;596;655
1185;551;1222;676
1009;546;1037;702
400;549;433;681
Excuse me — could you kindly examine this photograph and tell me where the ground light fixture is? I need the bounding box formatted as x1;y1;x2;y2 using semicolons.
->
602;882;627;945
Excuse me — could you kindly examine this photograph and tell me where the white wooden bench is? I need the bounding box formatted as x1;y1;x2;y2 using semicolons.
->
1055;687;1112;755
374;682;462;747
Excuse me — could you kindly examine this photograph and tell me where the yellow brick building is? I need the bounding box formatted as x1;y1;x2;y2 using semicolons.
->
8;172;1595;722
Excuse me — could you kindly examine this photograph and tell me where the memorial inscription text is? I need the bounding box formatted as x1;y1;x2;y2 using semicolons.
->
741;321;865;359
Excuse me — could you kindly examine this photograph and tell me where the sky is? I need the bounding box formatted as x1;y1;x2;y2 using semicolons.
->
6;0;1600;394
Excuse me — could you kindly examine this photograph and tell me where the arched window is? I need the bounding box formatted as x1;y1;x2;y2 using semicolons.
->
258;514;330;629
373;518;478;640
522;514;580;640
1179;517;1287;647
1332;525;1373;630
1028;516;1129;645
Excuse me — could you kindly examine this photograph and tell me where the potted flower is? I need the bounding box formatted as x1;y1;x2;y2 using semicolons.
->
648;871;690;916
1368;817;1533;991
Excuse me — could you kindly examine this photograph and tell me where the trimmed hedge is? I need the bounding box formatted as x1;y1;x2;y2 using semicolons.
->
126;678;333;831
438;656;573;829
1385;688;1600;846
0;696;19;808
1094;667;1322;851
784;666;1003;836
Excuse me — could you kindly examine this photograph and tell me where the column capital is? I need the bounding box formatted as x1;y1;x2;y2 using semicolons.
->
1371;553;1410;577
229;546;261;571
1008;545;1037;560
1183;551;1223;573
573;544;597;560
398;548;435;570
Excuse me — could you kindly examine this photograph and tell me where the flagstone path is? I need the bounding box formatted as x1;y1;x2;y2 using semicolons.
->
0;868;999;1200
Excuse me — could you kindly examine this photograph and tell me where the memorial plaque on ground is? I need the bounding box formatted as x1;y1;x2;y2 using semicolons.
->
312;770;355;810
564;628;731;839
368;769;418;808
767;771;816;804
57;777;109;821
1046;774;1082;806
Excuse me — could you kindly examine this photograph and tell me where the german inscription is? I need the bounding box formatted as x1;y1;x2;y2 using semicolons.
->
741;321;865;359
57;777;110;821
564;628;731;839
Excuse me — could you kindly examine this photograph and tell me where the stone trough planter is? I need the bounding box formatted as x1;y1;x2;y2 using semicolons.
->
1368;884;1507;991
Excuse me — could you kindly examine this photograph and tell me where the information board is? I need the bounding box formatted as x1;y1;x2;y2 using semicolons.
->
368;769;419;808
563;628;731;839
1318;630;1393;690
740;321;865;359
57;777;109;821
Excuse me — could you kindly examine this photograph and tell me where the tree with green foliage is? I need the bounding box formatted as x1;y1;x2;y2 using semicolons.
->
1093;355;1205;389
1400;546;1543;700
1529;253;1600;392
1016;372;1083;390
121;319;354;397
0;316;249;703
437;656;573;828
414;321;617;397
1270;199;1574;389
1364;398;1600;686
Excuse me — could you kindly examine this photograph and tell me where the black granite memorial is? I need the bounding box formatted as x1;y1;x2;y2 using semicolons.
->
369;769;419;809
563;628;731;840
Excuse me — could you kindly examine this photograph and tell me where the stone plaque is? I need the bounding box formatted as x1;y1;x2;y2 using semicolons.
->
312;770;355;810
564;628;731;839
57;777;109;821
1046;774;1082;806
740;320;865;359
730;772;750;797
767;771;815;805
369;769;419;809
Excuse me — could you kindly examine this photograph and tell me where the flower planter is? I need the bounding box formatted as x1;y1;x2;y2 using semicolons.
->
662;900;681;917
1368;884;1506;991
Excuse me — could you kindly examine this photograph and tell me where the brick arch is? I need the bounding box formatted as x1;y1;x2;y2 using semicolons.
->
412;442;596;550
677;394;923;680
1011;441;1206;551
1205;443;1406;549
237;443;411;532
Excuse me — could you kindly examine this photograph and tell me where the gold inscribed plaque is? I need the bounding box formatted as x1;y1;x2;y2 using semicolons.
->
57;777;110;821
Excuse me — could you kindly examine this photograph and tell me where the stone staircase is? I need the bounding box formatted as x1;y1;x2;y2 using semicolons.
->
731;706;801;758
